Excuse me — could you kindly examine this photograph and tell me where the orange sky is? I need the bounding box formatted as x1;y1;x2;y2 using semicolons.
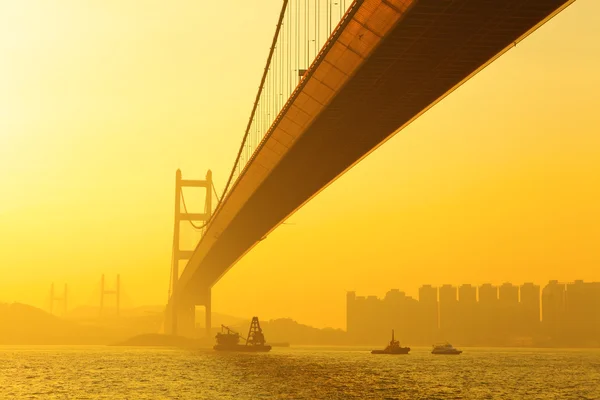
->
1;0;599;329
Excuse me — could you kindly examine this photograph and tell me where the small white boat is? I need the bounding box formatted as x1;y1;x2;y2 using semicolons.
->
431;342;462;355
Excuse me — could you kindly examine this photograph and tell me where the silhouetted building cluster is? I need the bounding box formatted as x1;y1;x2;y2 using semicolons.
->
542;280;600;346
347;280;600;346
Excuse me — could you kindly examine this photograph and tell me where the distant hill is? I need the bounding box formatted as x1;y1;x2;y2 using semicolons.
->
111;333;211;348
194;309;245;328
67;305;244;327
67;305;164;319
233;318;349;346
0;302;247;345
0;303;346;346
0;303;169;345
0;303;112;344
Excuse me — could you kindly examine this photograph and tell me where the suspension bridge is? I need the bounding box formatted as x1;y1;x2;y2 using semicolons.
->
166;0;576;337
46;274;131;318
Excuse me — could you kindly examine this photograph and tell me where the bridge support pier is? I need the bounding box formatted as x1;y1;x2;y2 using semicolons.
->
175;302;196;338
165;287;211;339
205;288;211;338
165;296;196;338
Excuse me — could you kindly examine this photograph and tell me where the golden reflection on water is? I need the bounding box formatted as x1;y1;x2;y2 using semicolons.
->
1;346;599;399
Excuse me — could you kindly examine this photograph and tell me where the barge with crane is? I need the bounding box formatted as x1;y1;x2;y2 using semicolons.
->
214;317;272;352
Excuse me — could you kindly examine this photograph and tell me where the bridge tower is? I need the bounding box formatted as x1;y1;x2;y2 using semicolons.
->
166;169;213;338
49;283;68;316
100;274;120;317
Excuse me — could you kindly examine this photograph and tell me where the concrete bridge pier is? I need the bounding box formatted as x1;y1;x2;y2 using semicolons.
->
175;301;196;338
165;297;195;338
165;288;211;339
193;287;212;339
204;288;211;338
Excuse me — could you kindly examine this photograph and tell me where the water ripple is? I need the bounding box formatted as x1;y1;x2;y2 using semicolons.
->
0;346;599;399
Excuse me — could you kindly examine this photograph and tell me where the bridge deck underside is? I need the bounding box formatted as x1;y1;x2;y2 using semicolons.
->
182;0;571;295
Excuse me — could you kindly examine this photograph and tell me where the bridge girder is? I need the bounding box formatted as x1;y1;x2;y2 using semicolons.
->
176;0;575;299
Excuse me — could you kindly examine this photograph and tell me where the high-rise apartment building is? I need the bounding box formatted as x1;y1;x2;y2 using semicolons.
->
520;282;540;336
439;284;458;341
458;284;477;344
499;282;519;338
478;284;499;343
418;285;438;344
564;280;600;344
542;280;566;340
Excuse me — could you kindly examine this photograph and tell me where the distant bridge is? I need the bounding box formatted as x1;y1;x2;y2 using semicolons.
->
166;0;576;336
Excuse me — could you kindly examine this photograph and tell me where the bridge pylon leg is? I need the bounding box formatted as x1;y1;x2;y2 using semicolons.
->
167;169;214;338
167;296;196;338
177;302;196;338
205;288;211;338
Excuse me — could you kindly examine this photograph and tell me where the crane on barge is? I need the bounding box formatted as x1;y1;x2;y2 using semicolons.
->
214;317;272;352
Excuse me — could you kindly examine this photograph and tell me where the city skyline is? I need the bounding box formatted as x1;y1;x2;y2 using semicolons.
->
347;280;600;346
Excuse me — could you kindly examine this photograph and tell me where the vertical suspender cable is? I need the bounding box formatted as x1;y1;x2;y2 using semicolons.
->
217;0;290;208
296;0;298;77
314;1;317;60
281;14;284;112
318;0;321;48
305;0;309;68
285;4;292;97
271;46;275;117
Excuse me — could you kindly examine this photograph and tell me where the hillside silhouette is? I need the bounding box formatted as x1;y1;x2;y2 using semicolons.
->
111;333;210;348
233;318;348;346
0;303;350;346
67;304;244;327
0;303;111;344
0;303;159;344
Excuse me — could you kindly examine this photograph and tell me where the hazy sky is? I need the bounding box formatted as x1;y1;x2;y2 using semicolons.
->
1;0;599;329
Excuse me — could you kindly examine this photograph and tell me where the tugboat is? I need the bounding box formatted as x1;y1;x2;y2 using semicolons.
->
214;317;272;352
371;330;410;354
431;342;462;355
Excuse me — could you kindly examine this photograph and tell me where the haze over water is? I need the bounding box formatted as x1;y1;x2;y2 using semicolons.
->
1;346;599;399
1;0;599;398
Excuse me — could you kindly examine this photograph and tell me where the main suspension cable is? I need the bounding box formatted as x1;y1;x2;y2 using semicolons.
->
180;188;208;231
